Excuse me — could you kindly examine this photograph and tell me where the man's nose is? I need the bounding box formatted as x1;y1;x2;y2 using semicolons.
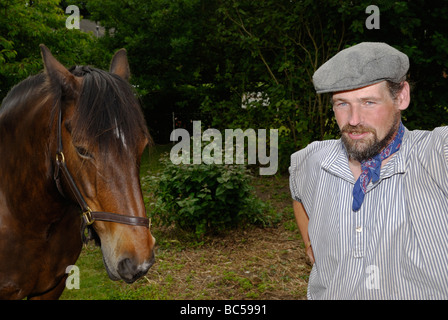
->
348;105;362;126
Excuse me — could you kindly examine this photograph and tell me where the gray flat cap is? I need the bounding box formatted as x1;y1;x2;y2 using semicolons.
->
313;42;409;93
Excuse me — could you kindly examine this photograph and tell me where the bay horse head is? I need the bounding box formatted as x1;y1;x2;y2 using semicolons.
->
0;45;155;299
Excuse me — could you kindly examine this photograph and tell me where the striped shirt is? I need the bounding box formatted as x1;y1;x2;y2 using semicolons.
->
289;126;448;299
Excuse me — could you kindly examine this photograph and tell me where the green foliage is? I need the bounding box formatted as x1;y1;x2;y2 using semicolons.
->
147;155;277;238
0;0;108;101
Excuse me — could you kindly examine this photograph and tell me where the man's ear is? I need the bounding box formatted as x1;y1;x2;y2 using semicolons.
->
40;44;81;99
397;81;410;111
109;48;130;81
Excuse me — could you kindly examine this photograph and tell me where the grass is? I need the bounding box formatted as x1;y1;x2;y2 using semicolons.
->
60;144;311;300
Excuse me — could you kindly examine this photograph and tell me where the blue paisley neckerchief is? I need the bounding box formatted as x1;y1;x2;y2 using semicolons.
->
352;122;405;211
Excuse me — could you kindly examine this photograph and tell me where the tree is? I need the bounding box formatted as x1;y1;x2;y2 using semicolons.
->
76;0;224;141
0;0;105;101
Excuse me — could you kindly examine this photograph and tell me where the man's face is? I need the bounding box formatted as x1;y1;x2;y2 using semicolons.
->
332;81;409;162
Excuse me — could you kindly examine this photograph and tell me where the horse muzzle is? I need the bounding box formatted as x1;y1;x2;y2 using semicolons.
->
117;252;155;283
103;248;155;283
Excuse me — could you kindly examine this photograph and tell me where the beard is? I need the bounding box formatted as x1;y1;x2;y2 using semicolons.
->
341;112;401;162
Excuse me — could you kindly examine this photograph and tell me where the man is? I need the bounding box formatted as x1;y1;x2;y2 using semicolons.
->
290;42;448;299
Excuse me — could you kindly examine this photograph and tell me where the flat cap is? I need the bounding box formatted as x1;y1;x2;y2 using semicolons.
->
312;42;409;94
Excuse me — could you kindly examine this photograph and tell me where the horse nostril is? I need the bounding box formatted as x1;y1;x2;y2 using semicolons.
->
117;257;154;283
117;258;137;283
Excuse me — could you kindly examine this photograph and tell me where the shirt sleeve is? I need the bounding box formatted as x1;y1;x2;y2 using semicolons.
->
289;140;335;204
289;152;303;203
421;126;448;194
438;126;448;192
444;127;448;160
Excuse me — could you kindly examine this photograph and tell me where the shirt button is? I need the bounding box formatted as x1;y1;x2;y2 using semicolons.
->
356;226;362;233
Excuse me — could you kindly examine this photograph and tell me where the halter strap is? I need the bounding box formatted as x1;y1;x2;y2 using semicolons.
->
53;109;149;243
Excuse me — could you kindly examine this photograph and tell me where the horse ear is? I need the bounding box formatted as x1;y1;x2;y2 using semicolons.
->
110;48;130;81
40;44;80;99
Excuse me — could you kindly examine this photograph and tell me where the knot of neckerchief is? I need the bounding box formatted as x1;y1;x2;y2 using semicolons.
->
352;122;405;211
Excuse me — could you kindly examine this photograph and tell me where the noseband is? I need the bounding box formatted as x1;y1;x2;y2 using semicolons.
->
53;109;150;243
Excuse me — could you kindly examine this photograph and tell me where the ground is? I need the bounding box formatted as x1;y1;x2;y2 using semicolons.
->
61;174;311;300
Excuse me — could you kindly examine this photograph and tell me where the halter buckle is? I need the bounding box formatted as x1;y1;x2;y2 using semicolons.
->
82;207;95;225
56;151;65;164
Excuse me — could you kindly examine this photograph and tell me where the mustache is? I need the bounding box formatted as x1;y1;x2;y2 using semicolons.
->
341;124;376;134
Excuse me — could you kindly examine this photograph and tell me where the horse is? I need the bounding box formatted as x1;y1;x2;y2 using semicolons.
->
0;45;155;299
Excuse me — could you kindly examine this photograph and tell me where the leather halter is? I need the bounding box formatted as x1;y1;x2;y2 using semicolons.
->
53;109;149;243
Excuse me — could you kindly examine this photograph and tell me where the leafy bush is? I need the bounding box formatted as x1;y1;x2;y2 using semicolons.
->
147;155;276;237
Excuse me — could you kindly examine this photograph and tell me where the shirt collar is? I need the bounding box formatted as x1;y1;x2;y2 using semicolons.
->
321;127;409;184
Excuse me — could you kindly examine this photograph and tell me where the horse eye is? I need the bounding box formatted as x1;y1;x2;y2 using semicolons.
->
75;146;93;159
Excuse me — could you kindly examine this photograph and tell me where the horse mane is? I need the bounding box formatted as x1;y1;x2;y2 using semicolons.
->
63;65;150;158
